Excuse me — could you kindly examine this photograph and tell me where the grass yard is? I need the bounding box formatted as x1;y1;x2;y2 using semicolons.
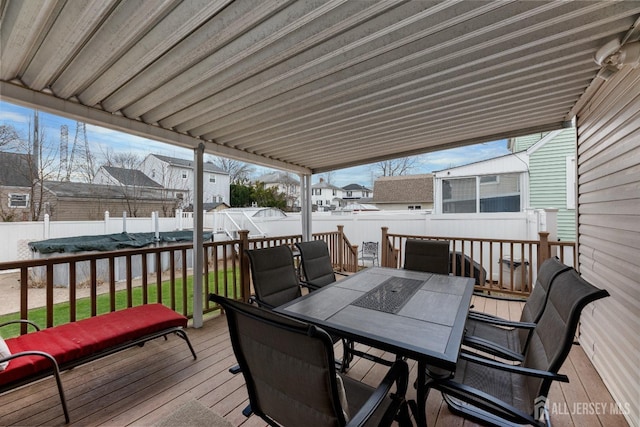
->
0;269;240;338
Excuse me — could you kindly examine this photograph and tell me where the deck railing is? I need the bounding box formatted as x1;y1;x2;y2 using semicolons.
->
0;224;571;336
0;226;357;336
381;227;576;297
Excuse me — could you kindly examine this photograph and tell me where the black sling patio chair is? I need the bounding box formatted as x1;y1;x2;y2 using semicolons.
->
245;244;354;371
403;239;450;274
245;245;303;309
420;267;609;427
463;256;572;362
210;294;412;427
295;240;348;290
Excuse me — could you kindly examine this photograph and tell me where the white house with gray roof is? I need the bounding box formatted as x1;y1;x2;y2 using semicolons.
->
141;154;230;208
311;178;343;210
255;171;300;210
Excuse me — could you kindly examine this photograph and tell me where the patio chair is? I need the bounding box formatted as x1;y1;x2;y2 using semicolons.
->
451;251;487;286
420;267;609;426
245;244;354;371
358;241;379;266
210;294;412;427
295;240;348;289
403;239;450;274
463;257;572;362
245;245;303;309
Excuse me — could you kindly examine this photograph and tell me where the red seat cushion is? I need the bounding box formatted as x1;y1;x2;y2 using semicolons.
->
0;304;187;386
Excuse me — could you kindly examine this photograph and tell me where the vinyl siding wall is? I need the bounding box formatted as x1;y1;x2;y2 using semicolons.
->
576;66;640;427
511;129;577;241
529;129;577;242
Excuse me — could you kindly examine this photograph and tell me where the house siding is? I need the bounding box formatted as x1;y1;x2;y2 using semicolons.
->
576;66;640;427
511;132;546;151
527;128;577;241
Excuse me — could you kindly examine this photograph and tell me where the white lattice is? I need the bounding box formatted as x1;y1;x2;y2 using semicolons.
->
17;239;34;260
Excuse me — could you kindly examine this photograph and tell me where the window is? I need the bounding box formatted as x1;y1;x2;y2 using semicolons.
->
312;188;321;196
209;174;216;183
346;191;353;197
332;189;336;196
442;178;476;213
9;194;29;208
443;173;521;213
480;175;498;185
408;205;422;210
151;169;156;178
318;200;323;206
480;173;520;212
181;170;188;179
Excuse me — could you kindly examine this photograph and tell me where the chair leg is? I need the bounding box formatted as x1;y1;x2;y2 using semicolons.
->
340;339;355;372
396;400;412;427
52;365;70;423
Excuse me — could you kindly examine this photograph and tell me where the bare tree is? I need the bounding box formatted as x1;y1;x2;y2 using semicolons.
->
373;157;417;177
0;125;20;149
210;156;254;184
102;149;142;169
321;171;335;184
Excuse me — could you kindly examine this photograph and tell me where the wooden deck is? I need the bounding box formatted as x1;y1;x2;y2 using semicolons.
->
1;296;629;427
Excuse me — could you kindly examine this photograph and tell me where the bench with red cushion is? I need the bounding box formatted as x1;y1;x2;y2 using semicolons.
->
0;304;197;423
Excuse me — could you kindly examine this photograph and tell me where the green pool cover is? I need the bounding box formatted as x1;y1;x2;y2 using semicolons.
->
29;231;213;254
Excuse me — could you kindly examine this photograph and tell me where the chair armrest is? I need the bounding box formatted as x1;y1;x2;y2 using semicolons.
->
299;279;322;292
459;351;569;382
1;350;70;423
245;295;276;310
430;377;538;425
462;336;525;362
0;319;41;332
347;360;409;427
467;311;536;329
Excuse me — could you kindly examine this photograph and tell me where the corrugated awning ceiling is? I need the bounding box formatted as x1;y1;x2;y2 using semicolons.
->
2;0;639;174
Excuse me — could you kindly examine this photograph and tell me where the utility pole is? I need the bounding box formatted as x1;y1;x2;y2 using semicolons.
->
59;125;68;181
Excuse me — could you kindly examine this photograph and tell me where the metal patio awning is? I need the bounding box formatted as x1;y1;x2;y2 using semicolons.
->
2;0;639;174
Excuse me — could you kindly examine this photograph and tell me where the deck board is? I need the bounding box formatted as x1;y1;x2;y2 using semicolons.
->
0;302;628;427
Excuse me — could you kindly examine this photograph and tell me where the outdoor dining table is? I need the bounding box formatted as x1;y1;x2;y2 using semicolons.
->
275;266;475;427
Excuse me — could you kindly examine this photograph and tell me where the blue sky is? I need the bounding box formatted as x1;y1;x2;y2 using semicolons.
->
1;100;509;187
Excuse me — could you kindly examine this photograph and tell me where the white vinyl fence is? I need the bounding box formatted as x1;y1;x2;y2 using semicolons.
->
1;208;564;271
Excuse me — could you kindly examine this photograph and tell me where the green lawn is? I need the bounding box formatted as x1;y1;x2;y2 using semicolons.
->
0;270;240;338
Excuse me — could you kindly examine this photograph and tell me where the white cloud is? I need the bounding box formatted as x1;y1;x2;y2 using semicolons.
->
0;111;30;124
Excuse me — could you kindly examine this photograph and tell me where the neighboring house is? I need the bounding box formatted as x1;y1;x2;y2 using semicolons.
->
93;165;180;217
433;128;576;241
94;166;164;189
372;174;434;211
34;181;179;220
0;151;33;221
342;183;373;201
508;129;577;242
202;202;230;212
255;171;300;210
311;178;343;210
140;154;230;208
433;153;529;214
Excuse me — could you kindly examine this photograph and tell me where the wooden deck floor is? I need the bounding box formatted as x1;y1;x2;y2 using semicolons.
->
1;296;629;427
